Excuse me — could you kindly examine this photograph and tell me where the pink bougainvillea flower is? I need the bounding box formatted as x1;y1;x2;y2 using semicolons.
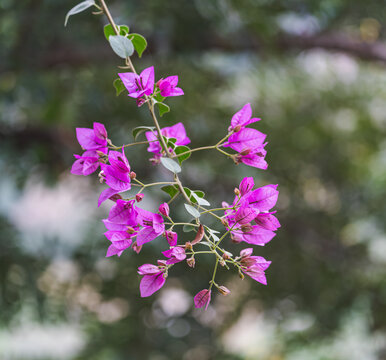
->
118;66;154;100
228;103;260;132
138;263;167;297
194;289;212;310
76;122;108;152
165;230;178;246
239;249;271;285
102;200;139;257
224;128;266;153
239;177;254;197
235;145;268;170
255;211;281;231
71;151;101;176
136;207;165;246
245;184;279;212
162;247;186;264
72;122;108;177
157;76;184;97
223;180;279;246
145;122;191;159
230;224;276;246
159;203;170;217
98;149;132;206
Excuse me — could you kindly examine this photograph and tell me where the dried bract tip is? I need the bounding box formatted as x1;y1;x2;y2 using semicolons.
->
185;242;192;250
191;224;204;245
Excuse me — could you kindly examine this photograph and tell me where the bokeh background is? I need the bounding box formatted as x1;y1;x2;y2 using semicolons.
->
1;0;386;359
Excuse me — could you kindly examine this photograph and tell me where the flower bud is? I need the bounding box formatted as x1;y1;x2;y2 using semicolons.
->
98;170;105;184
186;256;195;268
136;193;144;202
109;194;122;202
233;125;241;132
239;148;251;156
222;252;231;260
159;203;169;217
129;171;136;179
238;270;245;280
218;285;231;296
234;188;240;196
127;226;136;234
157;259;167;267
219;259;226;267
185;242;192;250
241;224;253;233
231;234;242;244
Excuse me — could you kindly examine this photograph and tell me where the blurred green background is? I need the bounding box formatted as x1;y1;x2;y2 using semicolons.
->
1;0;386;359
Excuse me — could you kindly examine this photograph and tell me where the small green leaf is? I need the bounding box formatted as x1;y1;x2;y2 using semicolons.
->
130;33;147;57
194;190;205;198
157;102;170;117
154;93;166;103
160;157;181;173
132;126;156;141
175;145;191;164
104;24;130;40
183;187;192;199
109;35;134;58
183;224;196;232
161;185;179;198
113;78;126;96
165;137;177;150
64;0;95;26
184;204;201;218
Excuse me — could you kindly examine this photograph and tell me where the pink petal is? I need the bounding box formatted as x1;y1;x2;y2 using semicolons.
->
194;289;211;310
98;188;120;207
247;185;279;212
138;264;161;275
140;273;166;297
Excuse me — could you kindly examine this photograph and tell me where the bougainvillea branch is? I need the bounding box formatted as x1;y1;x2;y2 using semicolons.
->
66;0;280;309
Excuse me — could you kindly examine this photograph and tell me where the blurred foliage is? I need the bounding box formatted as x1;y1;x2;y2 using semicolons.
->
1;0;386;359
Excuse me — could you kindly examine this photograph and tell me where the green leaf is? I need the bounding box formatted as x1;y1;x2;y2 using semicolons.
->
183;224;196;232
109;35;134;58
104;24;130;40
132;126;155;141
165;137;177;150
175;145;191;164
161;185;179;198
130;33;147;57
157;102;170;117
113;78;125;96
184;204;201;218
196;196;210;206
160;157;181;173
64;0;95;26
154;93;166;103
194;190;205;198
183;187;192;199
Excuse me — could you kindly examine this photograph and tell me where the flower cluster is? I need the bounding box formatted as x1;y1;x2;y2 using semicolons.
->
67;4;280;311
118;66;183;107
224;103;268;169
